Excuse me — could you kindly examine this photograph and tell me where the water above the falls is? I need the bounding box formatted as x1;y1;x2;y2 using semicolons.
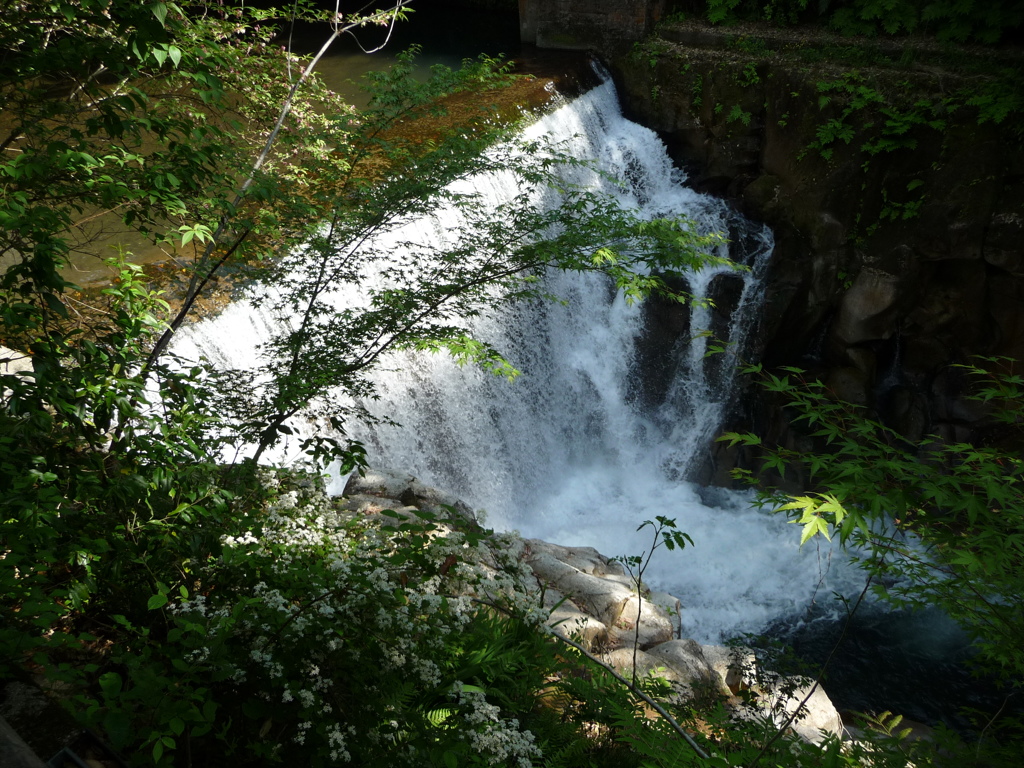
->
173;75;861;644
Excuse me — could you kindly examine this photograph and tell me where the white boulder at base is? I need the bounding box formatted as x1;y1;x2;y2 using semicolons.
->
342;467;845;745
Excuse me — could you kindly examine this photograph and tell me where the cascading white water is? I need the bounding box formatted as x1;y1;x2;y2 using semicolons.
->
173;75;856;643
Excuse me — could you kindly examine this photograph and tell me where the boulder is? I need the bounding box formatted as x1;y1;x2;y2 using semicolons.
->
401;479;477;520
601;648;669;682
343;467;415;499
524;546;675;650
645;639;726;697
526;552;636;625
778;682;844;744
606;594;676;651
649;590;683;638
0;347;33;400
525;539;627;578
546;602;609;649
701;644;755;694
343;468;476;523
600;643;724;703
0;347;32;376
335;493;407;515
833;268;902;345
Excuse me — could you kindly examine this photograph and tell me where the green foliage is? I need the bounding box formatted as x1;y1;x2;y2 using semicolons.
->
802;71;941;162
726;105;753;126
737;62;761;88
706;0;745;24
699;0;1024;41
723;359;1024;681
661;10;691;25
705;0;813;26
0;6;356;704
829;0;922;36
706;0;810;26
966;76;1024;132
28;470;648;767
630;38;673;70
876;180;925;223
833;0;1024;42
691;73;705;112
728;35;772;57
613;517;693;687
0;254;234;674
789;69;972;235
715;363;1024;764
1;0;367;457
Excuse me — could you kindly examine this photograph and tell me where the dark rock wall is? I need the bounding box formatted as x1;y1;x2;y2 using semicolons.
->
608;26;1024;457
520;0;665;51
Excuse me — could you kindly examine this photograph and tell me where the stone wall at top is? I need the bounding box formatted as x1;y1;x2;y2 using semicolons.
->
604;23;1024;477
519;0;665;51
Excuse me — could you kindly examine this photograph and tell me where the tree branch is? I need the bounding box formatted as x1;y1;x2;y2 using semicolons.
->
146;3;411;370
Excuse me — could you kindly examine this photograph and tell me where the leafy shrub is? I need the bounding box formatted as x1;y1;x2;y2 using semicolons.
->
64;472;555;765
699;0;1024;42
723;359;1024;680
38;470;724;767
705;0;809;25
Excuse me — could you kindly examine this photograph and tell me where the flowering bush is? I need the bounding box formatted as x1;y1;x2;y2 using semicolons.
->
70;470;620;766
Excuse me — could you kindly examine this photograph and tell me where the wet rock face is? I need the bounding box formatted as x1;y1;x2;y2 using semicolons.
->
609;27;1024;448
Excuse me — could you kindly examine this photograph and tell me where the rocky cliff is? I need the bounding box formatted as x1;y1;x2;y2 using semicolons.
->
607;21;1024;460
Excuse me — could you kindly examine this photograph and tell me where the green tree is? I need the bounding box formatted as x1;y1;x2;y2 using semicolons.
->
1;1;398;463
1;2;404;688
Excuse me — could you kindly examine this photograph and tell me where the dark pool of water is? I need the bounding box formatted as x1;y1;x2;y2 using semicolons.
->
770;603;1017;733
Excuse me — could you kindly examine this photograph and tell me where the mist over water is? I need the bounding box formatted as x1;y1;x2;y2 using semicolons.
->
174;76;860;644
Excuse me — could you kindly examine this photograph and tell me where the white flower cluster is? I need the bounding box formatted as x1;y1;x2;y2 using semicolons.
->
168;469;554;765
452;682;542;768
325;723;355;762
221;531;258;547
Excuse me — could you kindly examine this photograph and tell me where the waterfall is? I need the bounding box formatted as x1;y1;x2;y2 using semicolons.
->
173;76;856;643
